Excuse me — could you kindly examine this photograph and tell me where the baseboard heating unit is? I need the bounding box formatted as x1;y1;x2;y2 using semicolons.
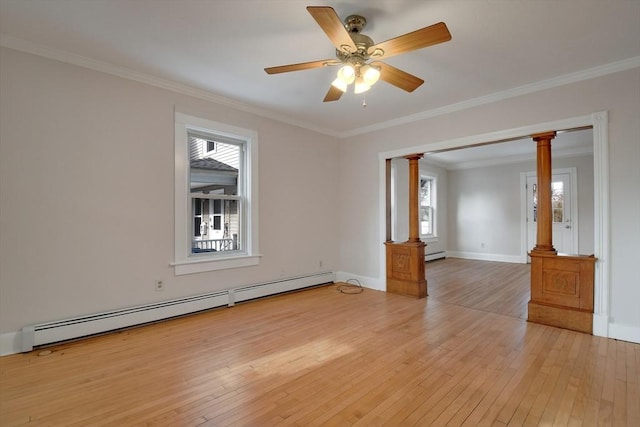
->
21;271;334;352
425;251;446;262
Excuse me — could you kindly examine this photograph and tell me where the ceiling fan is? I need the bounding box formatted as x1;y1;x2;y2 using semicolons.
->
264;6;452;102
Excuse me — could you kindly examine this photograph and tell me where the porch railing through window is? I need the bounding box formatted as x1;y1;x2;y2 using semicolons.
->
192;235;238;253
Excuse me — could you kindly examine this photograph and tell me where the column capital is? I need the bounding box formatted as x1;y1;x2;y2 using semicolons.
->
531;131;557;142
404;153;424;161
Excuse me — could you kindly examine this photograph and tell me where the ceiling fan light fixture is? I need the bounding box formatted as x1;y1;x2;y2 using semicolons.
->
331;77;348;92
354;75;371;94
362;64;381;86
336;64;356;84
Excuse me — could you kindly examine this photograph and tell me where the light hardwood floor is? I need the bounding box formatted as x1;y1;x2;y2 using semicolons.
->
426;258;530;319
1;259;638;426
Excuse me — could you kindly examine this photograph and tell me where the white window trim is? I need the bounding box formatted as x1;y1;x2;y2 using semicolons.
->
420;173;438;241
173;112;260;275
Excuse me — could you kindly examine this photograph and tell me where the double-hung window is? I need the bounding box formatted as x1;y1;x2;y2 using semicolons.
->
174;112;259;274
419;175;436;238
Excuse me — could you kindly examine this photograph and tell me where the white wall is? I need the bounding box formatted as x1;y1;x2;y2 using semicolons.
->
447;154;594;260
338;68;640;343
0;47;340;348
448;160;529;259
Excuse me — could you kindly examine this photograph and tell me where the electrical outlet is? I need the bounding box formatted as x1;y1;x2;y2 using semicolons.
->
154;280;165;291
480;242;486;249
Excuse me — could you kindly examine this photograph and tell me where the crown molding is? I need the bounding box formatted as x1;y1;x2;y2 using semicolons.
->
343;56;640;138
2;34;638;140
0;35;341;138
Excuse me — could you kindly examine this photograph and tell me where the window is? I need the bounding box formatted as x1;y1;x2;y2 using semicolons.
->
206;140;216;154
531;178;567;222
419;175;436;237
174;112;259;275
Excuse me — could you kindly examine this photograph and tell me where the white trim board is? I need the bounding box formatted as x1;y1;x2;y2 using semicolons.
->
334;271;385;292
608;323;640;344
446;252;524;264
379;112;610;339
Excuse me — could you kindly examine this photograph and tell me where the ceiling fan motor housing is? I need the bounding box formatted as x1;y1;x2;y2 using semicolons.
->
344;15;366;33
336;15;375;64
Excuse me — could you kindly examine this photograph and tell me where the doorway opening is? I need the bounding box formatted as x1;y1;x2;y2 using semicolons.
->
379;112;608;336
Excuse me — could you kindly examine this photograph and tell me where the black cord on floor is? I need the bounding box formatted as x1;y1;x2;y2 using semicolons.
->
337;279;364;294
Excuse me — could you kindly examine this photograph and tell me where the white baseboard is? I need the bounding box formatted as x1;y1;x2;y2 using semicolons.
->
446;251;525;264
592;314;609;338
608;322;640;344
425;251;447;262
0;332;21;357
0;272;335;357
334;271;384;291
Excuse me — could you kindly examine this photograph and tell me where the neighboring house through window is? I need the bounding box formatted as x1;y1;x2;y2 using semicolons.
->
174;112;259;275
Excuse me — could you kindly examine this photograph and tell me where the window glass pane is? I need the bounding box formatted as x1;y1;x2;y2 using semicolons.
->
191;198;241;254
551;181;564;223
189;132;243;255
419;176;435;236
189;135;241;196
193;217;202;237
420;178;431;207
420;207;431;235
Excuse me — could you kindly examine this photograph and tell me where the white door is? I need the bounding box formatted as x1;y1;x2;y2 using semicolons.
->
526;169;576;257
208;199;224;240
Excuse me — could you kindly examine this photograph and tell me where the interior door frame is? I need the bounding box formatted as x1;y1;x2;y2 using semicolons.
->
378;111;609;338
520;167;579;262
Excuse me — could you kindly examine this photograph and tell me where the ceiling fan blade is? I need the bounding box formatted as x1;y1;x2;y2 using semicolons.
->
264;59;337;74
323;85;344;102
377;62;424;92
369;22;451;59
307;6;357;54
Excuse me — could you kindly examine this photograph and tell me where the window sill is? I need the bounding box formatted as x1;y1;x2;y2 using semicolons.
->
172;254;261;275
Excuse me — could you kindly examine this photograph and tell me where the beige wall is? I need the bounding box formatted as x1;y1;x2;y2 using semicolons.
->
0;47;339;336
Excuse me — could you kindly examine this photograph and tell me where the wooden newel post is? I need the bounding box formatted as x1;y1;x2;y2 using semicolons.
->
531;131;557;254
384;154;427;298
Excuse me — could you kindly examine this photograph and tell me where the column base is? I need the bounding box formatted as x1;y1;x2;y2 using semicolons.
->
528;252;596;334
385;241;427;299
528;302;593;334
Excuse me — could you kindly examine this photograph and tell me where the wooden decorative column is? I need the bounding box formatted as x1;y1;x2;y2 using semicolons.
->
528;131;596;333
531;132;557;255
384;154;427;298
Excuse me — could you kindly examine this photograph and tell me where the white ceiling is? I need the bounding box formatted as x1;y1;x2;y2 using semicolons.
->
1;0;639;140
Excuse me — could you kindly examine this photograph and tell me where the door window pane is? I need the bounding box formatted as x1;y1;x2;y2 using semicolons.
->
552;181;564;222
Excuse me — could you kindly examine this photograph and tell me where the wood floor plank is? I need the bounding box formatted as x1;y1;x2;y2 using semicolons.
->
1;259;638;426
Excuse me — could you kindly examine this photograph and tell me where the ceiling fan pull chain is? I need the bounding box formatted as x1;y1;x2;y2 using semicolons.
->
362;97;367;108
